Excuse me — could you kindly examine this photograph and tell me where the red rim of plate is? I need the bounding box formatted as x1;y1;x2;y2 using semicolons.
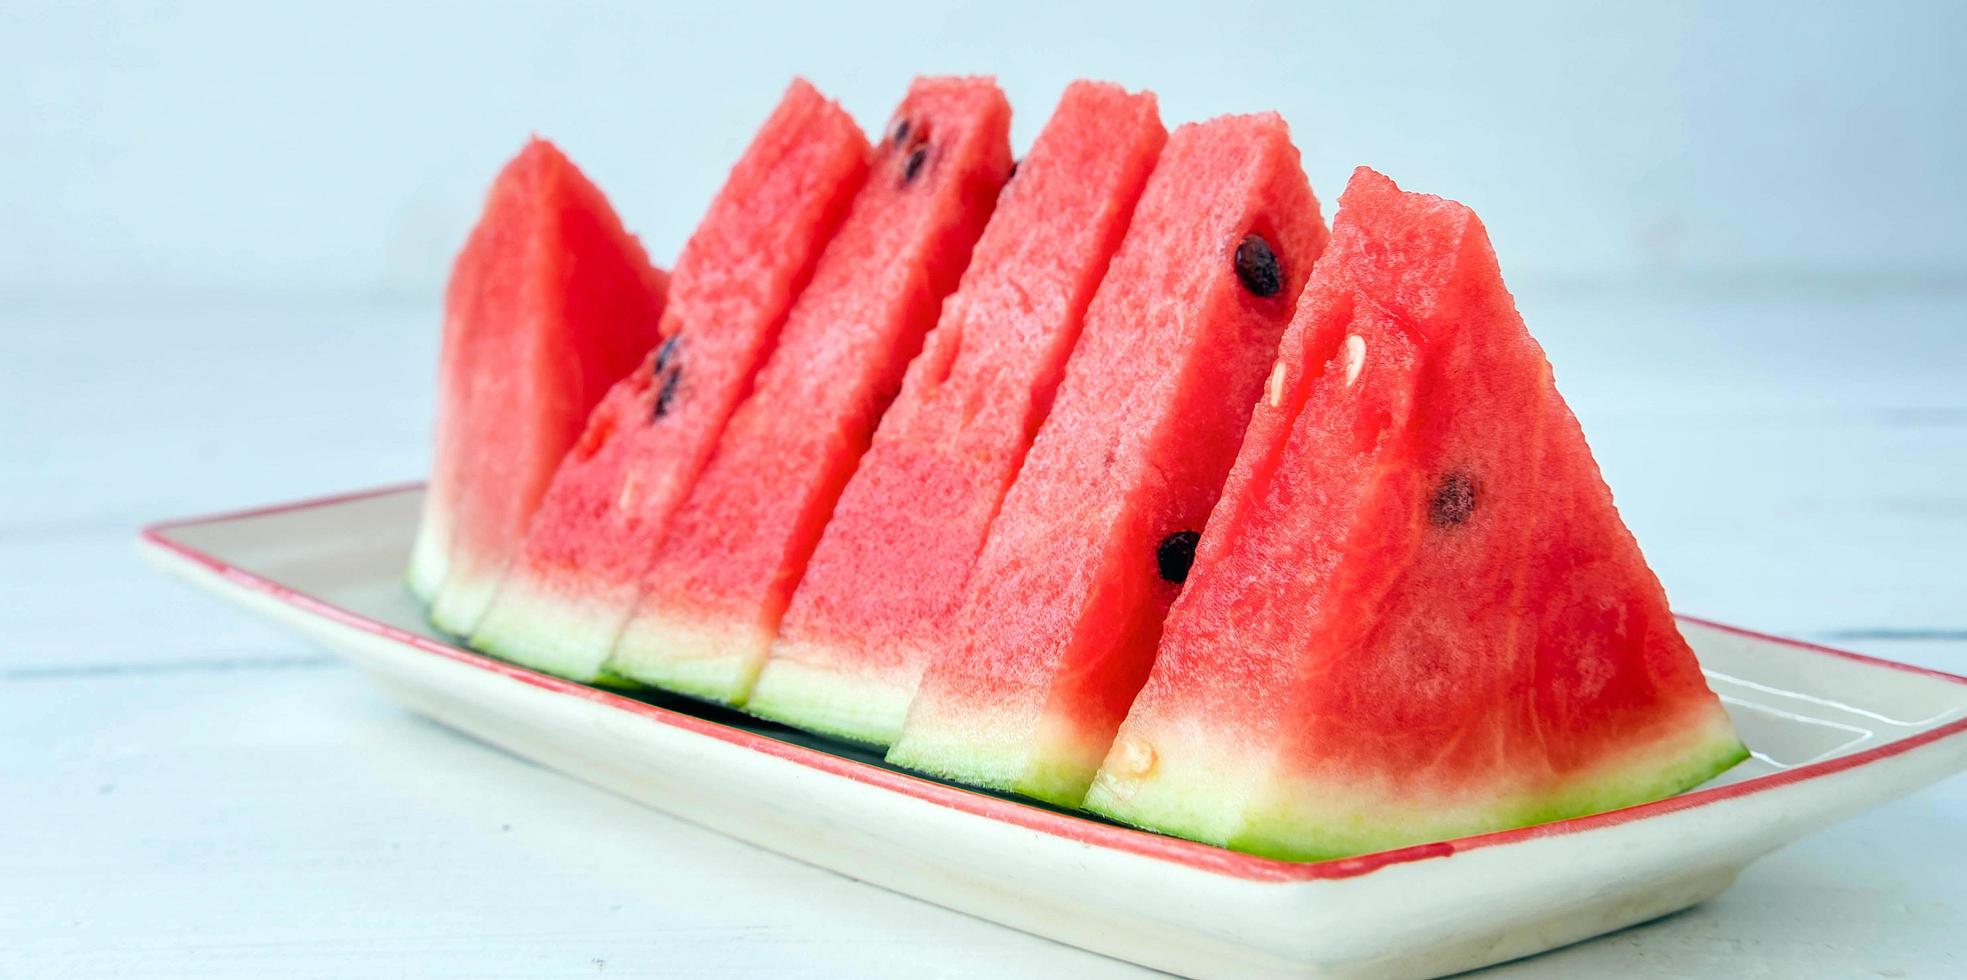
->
141;482;1967;885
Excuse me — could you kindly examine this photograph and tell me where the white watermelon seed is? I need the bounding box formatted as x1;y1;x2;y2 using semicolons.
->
1342;334;1366;387
1109;735;1148;779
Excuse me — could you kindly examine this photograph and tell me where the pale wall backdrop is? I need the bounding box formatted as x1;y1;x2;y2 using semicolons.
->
6;0;1965;298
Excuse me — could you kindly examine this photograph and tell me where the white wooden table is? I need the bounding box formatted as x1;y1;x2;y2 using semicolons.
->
4;285;1963;977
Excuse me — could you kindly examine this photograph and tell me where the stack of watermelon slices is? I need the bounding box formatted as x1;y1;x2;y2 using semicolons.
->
409;77;1746;862
607;76;1014;702
747;80;1168;746
890;110;1331;803
467;79;870;682
409;139;669;635
1083;168;1749;859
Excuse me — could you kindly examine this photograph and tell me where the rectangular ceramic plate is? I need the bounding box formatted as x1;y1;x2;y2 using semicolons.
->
140;484;1967;980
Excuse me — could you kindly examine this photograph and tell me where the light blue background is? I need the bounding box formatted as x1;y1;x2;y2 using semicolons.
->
7;1;1965;298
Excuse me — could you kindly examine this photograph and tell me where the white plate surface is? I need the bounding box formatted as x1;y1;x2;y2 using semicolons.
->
140;484;1967;980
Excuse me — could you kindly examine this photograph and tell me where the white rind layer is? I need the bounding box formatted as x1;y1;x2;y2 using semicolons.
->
405;498;452;602
1084;702;1750;861
888;674;1115;806
606;608;771;705
428;562;505;638
745;638;922;747
468;577;630;682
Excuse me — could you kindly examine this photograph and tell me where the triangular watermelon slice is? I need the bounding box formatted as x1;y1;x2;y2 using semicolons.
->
411;140;668;635
744;80;1168;746
888;113;1330;805
466;81;870;680
605;77;1014;703
1082;168;1748;861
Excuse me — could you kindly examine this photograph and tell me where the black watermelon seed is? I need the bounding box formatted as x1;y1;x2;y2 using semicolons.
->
652;367;682;421
903;145;929;184
1429;472;1477;528
1156;530;1201;584
1007;159;1019;180
1234;234;1284;297
653;333;681;374
891;118;911;148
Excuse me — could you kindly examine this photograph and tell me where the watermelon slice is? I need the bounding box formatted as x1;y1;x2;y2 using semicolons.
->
605;77;1014;703
887;113;1330;805
411;139;668;636
466;81;870;680
1081;168;1748;861
743;81;1168;746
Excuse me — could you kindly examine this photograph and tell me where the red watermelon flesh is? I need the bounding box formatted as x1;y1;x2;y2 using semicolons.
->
887;113;1330;805
466;81;870;681
605;77;1013;703
414;140;668;636
1082;168;1747;861
744;81;1168;746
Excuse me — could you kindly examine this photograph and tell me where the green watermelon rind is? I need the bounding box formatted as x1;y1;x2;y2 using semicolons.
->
887;718;1108;807
885;747;1095;809
1019;755;1110;808
744;649;918;748
587;669;646;690
466;580;628;683
1083;709;1749;863
886;736;1027;797
606;611;767;706
469;575;628;682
